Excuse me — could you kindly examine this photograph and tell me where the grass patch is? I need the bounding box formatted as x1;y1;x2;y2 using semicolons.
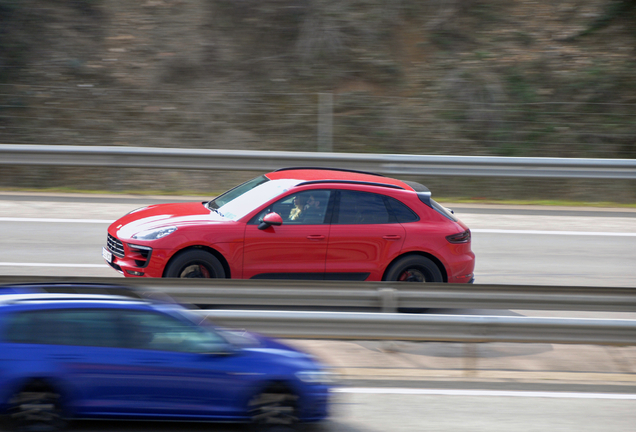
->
1;187;635;208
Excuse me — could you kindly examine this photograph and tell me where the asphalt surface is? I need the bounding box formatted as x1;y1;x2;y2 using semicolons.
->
1;193;635;431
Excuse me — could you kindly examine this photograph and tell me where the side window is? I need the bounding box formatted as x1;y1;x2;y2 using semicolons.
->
120;310;226;353
4;309;120;348
336;191;391;224
250;190;331;225
385;197;419;223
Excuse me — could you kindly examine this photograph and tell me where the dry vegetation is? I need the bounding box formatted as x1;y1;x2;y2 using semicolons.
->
0;0;635;199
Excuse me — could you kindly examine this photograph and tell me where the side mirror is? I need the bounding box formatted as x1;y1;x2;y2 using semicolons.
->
258;212;283;230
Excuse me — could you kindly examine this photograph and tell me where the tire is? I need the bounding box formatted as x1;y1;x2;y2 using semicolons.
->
248;387;298;431
383;255;443;283
164;250;226;279
5;383;66;432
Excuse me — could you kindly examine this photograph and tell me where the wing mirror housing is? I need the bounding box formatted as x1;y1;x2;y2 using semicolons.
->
258;212;283;230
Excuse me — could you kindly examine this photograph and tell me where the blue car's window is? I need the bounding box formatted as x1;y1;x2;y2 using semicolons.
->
120;310;227;353
4;309;120;347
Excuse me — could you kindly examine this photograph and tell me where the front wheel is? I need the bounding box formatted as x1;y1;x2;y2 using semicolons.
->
383;255;443;283
164;250;226;278
248;387;298;431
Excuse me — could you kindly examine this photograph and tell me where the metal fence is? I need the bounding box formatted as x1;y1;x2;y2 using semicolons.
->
2;144;635;179
2;276;636;345
3;276;634;313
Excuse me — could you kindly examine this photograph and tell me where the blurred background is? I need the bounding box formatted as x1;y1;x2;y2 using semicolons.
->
0;0;635;201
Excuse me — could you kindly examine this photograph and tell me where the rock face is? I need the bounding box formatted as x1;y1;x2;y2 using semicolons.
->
0;0;634;196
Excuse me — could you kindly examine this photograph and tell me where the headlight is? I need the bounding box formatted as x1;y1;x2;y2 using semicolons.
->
295;370;335;385
132;226;177;240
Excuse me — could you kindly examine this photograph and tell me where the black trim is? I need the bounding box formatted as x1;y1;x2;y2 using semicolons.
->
127;244;153;269
251;273;325;280
403;181;430;193
299;180;405;190
274;167;385;177
417;191;433;208
250;272;370;281
324;273;370;281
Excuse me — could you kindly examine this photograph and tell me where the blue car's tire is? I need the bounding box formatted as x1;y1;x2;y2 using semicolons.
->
248;386;298;431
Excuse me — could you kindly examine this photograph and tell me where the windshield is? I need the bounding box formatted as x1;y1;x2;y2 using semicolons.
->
215;179;302;221
208;175;269;210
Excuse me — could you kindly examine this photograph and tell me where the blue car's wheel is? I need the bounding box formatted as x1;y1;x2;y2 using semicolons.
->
249;387;298;431
6;383;66;432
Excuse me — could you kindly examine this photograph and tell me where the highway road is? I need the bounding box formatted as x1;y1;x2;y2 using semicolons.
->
0;192;634;287
56;388;636;432
1;193;636;431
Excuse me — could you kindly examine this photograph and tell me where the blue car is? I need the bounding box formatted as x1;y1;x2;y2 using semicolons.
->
0;284;332;430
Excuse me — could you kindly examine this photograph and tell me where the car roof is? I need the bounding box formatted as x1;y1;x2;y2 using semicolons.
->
265;168;416;191
0;283;174;307
0;292;149;307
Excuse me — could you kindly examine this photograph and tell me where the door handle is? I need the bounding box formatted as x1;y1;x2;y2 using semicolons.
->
382;235;402;240
306;235;326;240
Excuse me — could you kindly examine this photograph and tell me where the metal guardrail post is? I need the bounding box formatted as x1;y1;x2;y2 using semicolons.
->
378;288;397;313
317;93;333;152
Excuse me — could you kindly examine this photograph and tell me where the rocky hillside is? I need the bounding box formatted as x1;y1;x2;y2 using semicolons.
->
0;0;635;199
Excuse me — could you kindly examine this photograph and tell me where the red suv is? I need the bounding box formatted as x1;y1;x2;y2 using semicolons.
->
103;168;475;283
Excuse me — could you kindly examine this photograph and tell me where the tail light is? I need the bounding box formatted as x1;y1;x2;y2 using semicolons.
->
446;229;471;244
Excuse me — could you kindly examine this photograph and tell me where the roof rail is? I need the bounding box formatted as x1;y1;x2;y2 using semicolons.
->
274;167;385;177
298;180;405;190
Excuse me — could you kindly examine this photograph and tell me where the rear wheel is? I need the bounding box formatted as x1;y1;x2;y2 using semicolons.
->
384;255;443;283
5;383;66;432
164;250;226;278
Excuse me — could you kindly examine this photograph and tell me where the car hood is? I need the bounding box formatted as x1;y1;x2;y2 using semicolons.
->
111;202;227;239
241;332;324;370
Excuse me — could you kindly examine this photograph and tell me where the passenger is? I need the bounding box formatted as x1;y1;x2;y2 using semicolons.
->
302;193;326;222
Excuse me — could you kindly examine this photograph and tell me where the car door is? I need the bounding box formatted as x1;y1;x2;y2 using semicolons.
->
110;309;252;418
2;308;147;416
325;190;406;281
242;190;332;280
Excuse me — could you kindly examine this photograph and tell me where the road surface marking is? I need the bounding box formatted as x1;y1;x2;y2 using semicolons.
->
473;229;635;236
0;217;112;224
335;387;636;400
0;262;107;268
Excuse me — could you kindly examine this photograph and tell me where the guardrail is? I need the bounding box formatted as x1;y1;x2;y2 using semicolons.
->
2;144;636;179
1;276;635;313
193;310;636;346
2;276;636;345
